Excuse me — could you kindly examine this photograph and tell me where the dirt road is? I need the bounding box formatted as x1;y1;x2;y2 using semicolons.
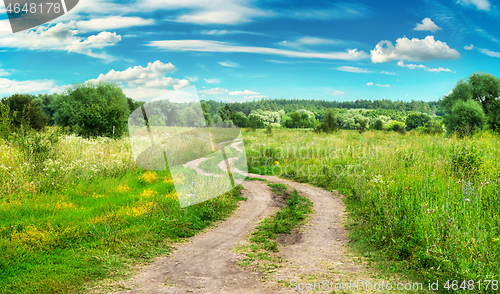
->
109;175;370;293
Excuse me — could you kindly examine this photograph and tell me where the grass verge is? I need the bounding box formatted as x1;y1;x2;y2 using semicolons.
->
234;183;313;278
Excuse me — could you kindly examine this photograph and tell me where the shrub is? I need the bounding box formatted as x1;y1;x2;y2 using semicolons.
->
2;94;48;131
314;108;339;134
406;112;431;130
0;102;14;140
443;99;486;136
52;82;130;138
372;118;384;131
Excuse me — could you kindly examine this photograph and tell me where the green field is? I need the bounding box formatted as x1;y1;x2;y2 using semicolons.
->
0;127;499;293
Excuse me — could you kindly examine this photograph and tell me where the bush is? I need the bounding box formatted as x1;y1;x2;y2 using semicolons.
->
0;102;14;140
372;118;384;130
314;109;339;134
443;99;486;136
2;94;48;131
386;120;406;134
406;112;431;130
52;82;130;138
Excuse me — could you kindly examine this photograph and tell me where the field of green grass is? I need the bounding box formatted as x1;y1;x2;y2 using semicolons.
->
1;127;499;293
245;128;500;291
0;131;245;293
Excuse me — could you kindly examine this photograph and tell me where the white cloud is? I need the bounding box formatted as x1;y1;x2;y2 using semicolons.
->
229;90;259;96
185;76;199;82
280;36;341;48
0;21;121;60
464;44;474;50
0;20;11;35
365;82;374;86
198;87;228;95
148;40;368;61
397;60;453;72
219;61;240;67
0;69;10;77
371;36;459;63
244;95;267;99
414;18;442;32
456;0;491;11
479;48;500;58
376;84;390;87
381;71;396;75
76;16;155;33
200;29;261;36
90;61;190;97
335;66;371;73
0;77;57;95
326;90;344;95
204;78;220;84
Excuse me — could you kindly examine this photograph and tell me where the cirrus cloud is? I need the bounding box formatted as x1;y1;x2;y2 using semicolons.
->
148;40;368;61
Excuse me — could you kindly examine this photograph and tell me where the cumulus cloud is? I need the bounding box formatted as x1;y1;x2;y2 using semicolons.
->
148;40;368;61
365;82;374;86
479;48;500;58
185;76;199;82
376;84;390;87
198;87;229;95
414;18;442;32
90;60;190;98
464;44;474;50
0;21;121;60
335;66;371;73
229;90;259;96
397;60;453;72
371;36;459;63
326;90;344;95
204;78;220;84
456;0;491;11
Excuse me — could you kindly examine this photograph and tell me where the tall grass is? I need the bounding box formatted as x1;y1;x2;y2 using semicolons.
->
0;130;245;293
244;128;500;291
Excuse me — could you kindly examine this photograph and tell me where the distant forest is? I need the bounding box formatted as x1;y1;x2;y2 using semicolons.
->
203;98;443;119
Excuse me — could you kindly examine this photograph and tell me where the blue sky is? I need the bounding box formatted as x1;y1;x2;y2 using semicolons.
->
0;0;499;102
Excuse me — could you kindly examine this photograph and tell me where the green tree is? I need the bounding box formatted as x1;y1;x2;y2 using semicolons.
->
405;112;431;130
442;72;500;131
52;82;130;137
444;99;486;135
231;112;249;128
314;108;338;133
0;102;14;140
372;118;384;130
200;101;212;126
3;94;47;131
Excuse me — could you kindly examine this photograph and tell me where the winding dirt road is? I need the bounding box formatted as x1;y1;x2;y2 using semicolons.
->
108;173;379;293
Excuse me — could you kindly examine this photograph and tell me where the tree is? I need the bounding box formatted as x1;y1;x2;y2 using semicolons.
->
231;112;249;128
3;94;47;131
200;101;212;126
0;102;14;140
372;118;384;130
444;99;486;135
249;114;265;129
405;112;431;130
315;108;338;133
52;82;130;137
442;72;500;131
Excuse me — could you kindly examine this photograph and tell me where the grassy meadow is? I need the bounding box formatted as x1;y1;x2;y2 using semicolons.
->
245;128;500;290
0;127;499;293
0;130;245;293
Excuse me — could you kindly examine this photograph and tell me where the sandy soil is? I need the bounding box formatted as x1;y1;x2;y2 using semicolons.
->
109;174;372;294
